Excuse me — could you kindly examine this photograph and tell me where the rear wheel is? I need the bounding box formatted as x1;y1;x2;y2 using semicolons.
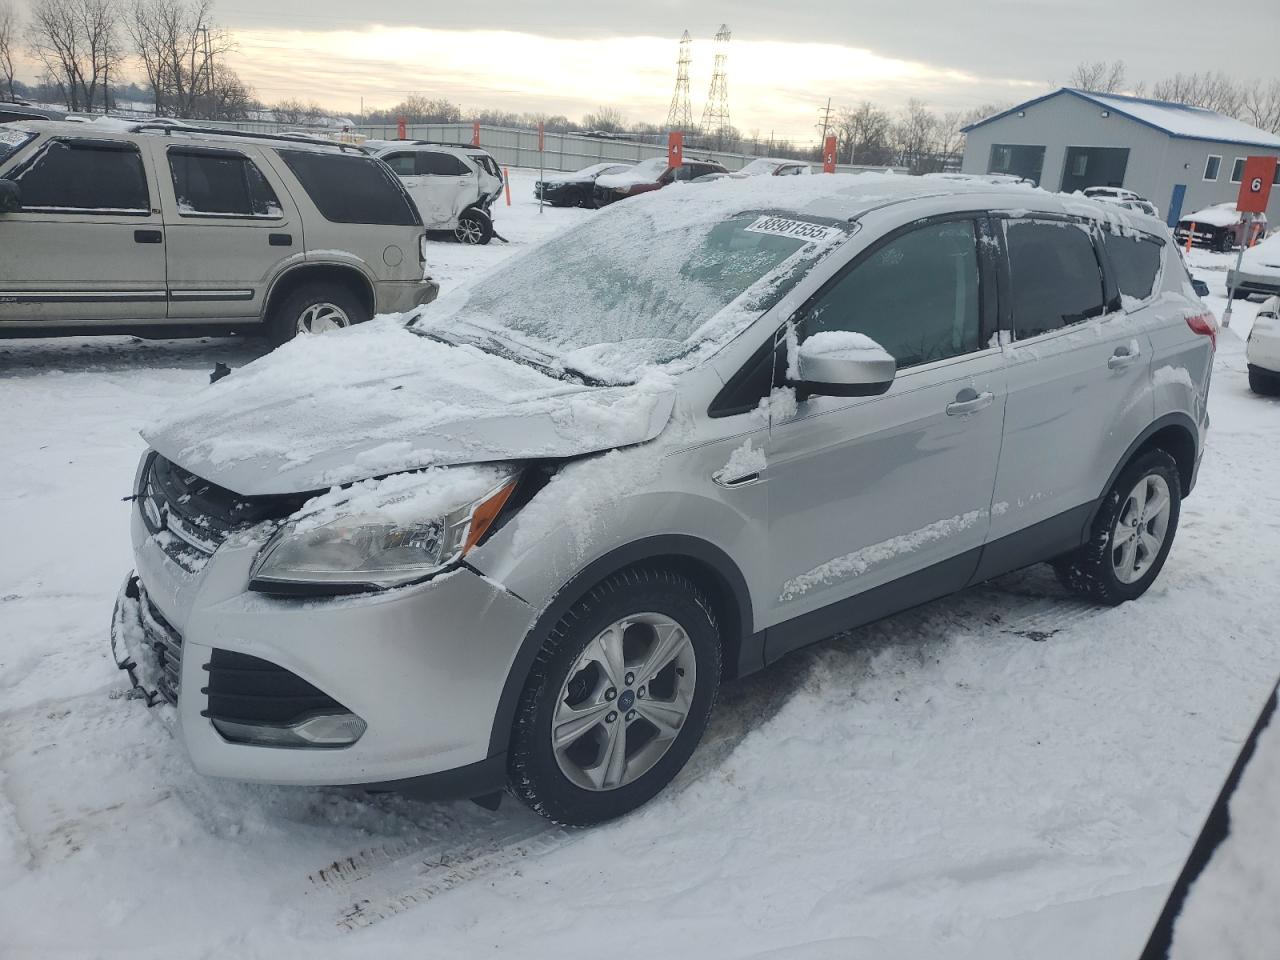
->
455;209;493;245
508;568;721;826
1054;449;1182;605
267;282;369;347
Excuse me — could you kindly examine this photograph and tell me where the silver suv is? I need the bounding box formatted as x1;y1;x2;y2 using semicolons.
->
0;121;437;343
111;176;1215;825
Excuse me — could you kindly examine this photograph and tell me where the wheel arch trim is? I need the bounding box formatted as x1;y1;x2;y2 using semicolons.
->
1086;412;1200;537
263;260;377;322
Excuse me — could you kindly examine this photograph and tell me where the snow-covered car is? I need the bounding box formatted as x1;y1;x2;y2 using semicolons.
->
1086;190;1160;219
593;156;728;205
925;172;1035;186
1175;202;1268;252
112;175;1213;826
1227;232;1280;300
693;157;812;183
535;161;634;207
370;143;500;244
1246;295;1280;395
0;100;65;123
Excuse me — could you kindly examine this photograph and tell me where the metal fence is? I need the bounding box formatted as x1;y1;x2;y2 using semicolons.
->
211;119;903;176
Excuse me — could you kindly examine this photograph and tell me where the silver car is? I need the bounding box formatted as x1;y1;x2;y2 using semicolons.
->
0;121;437;343
111;176;1215;825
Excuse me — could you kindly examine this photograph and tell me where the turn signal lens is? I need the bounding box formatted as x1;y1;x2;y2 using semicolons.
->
1186;313;1216;351
463;479;518;554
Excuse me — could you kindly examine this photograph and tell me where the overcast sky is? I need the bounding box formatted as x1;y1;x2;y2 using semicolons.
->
16;0;1280;140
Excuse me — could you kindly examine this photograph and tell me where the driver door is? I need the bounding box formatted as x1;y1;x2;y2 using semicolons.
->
763;216;1006;657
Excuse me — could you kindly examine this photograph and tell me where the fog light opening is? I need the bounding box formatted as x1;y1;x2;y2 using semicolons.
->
210;711;367;749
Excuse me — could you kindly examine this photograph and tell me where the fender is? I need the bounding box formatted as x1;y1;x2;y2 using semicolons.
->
484;533;756;759
262;258;376;321
1083;411;1200;539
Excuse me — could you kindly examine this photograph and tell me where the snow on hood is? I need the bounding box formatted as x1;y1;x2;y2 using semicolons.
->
1242;233;1280;270
142;317;676;496
1182;204;1245;228
596;158;668;189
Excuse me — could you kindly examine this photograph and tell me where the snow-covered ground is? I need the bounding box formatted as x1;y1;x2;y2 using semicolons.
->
2;177;1279;958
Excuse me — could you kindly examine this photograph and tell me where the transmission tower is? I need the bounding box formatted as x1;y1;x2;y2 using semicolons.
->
665;30;694;133
700;24;731;143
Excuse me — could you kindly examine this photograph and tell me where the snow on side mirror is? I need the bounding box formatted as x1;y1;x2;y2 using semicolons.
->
787;330;896;399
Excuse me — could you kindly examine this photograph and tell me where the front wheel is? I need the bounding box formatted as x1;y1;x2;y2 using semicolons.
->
508;568;721;826
454;209;493;245
1054;449;1182;605
1250;367;1280;396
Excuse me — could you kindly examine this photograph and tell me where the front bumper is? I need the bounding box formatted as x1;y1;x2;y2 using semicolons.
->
374;278;439;315
1247;329;1280;374
115;500;536;791
1227;268;1280;298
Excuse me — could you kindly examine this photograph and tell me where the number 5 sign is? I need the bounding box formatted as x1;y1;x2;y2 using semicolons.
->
1236;155;1277;214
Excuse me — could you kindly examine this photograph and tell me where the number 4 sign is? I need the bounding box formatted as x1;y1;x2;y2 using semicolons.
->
1236;155;1277;214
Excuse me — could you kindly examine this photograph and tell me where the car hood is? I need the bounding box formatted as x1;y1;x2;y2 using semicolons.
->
1241;237;1280;271
142;317;676;496
596;170;661;189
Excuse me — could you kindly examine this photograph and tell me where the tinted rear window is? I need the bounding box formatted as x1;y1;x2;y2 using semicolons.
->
169;149;281;217
278;149;420;225
1005;219;1105;338
1103;231;1164;302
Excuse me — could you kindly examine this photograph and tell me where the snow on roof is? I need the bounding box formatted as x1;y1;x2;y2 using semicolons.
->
964;88;1280;150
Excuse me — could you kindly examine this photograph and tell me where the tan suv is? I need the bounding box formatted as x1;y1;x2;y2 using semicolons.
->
0;121;437;344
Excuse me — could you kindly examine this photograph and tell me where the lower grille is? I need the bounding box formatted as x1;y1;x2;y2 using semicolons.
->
201;649;348;725
138;589;184;705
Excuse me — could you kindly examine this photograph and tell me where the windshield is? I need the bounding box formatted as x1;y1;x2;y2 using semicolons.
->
574;161;626;178
0;128;34;165
739;158;781;176
413;204;849;381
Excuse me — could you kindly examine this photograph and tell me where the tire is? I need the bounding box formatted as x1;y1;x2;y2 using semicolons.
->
1212;232;1229;253
507;567;721;826
1250;367;1280;396
1053;449;1182;605
454;209;493;245
266;281;369;347
1231;289;1250;300
565;187;588;208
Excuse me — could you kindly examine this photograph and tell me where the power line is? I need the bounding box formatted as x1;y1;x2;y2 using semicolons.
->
664;30;693;133
699;24;731;142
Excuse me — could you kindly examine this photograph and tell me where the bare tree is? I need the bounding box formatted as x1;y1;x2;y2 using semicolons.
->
0;0;18;101
128;0;243;119
1069;59;1128;93
893;99;938;173
582;106;625;133
835;101;893;165
27;0;122;111
1240;78;1280;135
1151;71;1243;116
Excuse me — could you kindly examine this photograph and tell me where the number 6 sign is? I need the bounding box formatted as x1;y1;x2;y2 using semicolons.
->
1236;156;1277;214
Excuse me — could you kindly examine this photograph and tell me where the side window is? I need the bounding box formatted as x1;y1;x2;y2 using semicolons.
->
168;149;281;217
277;149;420;226
1203;155;1221;181
797;219;982;369
419;152;469;176
1103;230;1164;302
672;164;696;181
16;139;149;212
381;152;418;176
1004;219;1105;339
1230;158;1245;183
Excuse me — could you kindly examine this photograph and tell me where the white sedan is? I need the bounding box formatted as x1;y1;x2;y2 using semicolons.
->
1228;233;1280;301
1247;296;1280;395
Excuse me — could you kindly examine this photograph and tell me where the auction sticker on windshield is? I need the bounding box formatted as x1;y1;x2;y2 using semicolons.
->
745;216;842;244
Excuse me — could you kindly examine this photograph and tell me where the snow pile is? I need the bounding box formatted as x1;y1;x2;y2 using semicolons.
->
594;157;668;188
1240;233;1280;270
713;439;767;484
1180;203;1244;228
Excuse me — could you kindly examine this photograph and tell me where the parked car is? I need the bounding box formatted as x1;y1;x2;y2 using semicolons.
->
593;156;729;205
1246;295;1280;395
1226;232;1280;300
111;176;1214;826
925;172;1035;186
368;142;500;244
0;100;66;123
1175;202;1268;252
1086;188;1160;219
535;161;634;207
0;121;436;343
694;157;813;183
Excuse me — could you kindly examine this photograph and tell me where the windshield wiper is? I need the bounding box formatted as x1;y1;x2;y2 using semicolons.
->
413;325;613;387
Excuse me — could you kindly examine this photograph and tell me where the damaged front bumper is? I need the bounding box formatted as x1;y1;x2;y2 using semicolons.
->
110;573;178;707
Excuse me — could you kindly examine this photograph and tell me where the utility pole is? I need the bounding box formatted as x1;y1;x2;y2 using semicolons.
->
818;97;833;150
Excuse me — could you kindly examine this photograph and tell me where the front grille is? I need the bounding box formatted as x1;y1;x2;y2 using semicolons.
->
139;454;305;570
137;586;184;704
201;649;349;725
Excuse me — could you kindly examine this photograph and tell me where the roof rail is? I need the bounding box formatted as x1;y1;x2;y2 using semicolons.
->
130;122;360;152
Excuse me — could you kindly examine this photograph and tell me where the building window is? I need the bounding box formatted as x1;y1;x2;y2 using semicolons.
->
988;143;1046;186
1230;157;1245;183
1203;155;1221;181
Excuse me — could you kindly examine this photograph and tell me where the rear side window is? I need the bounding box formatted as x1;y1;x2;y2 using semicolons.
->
1005;219;1105;338
798;219;982;368
169;149;281;218
0;129;35;164
380;152;418;176
1103;230;1164;302
16;139;149;212
419;152;469;176
278;149;420;226
469;154;500;177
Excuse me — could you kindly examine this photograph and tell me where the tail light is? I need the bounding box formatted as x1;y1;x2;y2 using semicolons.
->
1186;312;1216;351
418;233;427;265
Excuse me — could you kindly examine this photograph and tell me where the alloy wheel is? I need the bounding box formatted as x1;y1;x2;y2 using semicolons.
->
455;216;485;244
295;301;351;335
1111;473;1172;584
551;612;697;792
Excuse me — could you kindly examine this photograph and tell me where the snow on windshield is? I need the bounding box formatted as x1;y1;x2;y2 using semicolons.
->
415;194;848;378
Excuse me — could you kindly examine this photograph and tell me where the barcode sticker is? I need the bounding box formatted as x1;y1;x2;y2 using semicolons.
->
744;215;842;244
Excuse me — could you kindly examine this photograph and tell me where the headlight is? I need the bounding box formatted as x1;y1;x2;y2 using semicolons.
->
250;467;518;595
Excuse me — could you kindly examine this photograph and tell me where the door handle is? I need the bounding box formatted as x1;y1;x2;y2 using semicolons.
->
133;229;163;244
946;388;994;416
269;233;292;247
713;471;761;488
1108;345;1141;369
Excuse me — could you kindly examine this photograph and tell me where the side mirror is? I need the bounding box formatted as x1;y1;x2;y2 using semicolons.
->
787;331;896;398
0;179;19;214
